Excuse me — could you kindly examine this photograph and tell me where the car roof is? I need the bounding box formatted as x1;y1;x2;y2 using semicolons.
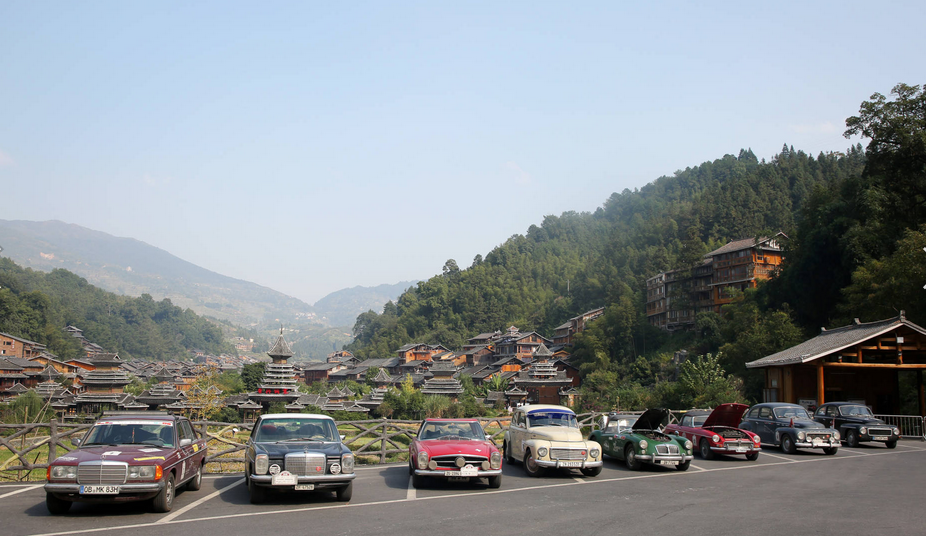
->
521;404;575;414
423;418;478;422
98;413;178;421
683;410;711;416
259;413;334;420
820;401;863;406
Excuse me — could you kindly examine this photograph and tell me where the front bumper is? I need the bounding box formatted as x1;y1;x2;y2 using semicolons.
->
794;441;839;449
414;469;502;477
535;459;603;469
249;472;356;489
45;482;163;502
711;445;761;454
635;454;694;464
859;432;899;442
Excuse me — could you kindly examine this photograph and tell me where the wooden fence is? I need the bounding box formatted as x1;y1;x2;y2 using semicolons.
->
0;411;688;481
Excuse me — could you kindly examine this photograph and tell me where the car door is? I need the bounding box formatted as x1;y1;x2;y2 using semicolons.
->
177;419;196;483
508;411;526;459
755;407;776;444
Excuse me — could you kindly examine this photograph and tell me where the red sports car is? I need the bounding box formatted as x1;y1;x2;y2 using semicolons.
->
665;403;761;460
408;418;502;489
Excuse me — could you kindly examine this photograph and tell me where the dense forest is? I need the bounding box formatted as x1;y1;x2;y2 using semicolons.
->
0;258;232;360
348;83;926;409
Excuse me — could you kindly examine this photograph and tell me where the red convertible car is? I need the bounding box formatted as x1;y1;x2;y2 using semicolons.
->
665;403;761;460
408;418;502;489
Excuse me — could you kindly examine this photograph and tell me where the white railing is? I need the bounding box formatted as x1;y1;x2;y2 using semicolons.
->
873;415;925;439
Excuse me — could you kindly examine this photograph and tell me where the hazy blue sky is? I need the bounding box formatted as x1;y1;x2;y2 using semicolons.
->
2;2;924;304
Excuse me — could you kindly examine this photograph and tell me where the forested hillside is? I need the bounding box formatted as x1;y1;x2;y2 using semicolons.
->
348;84;926;408
0;258;232;360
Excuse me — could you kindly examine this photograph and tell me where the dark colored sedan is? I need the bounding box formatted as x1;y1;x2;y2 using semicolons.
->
814;402;900;448
739;403;840;454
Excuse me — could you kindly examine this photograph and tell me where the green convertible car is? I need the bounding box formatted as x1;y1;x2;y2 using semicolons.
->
589;408;694;471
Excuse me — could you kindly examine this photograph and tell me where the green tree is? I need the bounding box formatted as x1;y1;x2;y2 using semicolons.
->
241;362;267;392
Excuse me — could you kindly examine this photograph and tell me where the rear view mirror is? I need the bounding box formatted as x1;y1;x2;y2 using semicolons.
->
599;415;610;431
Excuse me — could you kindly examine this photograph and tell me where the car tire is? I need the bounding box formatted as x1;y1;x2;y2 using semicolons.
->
699;439;714;460
886;439;898;449
152;473;175;513
676;460;690;471
187;462;203;491
248;477;266;504
46;493;71;515
487;475;502;489
823;447;838;455
745;452;759;461
780;434;796;454
580;466;602;477
625;445;642;471
523;450;544;477
846;429;860;448
412;473;426;489
336;482;353;502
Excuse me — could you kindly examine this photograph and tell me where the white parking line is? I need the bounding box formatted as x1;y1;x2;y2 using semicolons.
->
24;447;926;536
689;464;707;471
0;484;43;499
406;476;416;500
759;452;796;462
157;478;245;524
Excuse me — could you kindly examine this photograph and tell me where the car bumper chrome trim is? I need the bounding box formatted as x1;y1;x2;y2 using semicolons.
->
794;442;839;448
45;482;163;494
710;446;761;452
249;473;356;486
413;469;503;477
535;460;603;468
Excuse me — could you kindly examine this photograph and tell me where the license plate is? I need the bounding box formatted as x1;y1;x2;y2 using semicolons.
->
557;461;582;468
735;448;748;453
812;440;825;446
873;436;889;441
80;485;119;495
294;484;314;491
460;465;478;476
658;460;679;466
272;472;297;486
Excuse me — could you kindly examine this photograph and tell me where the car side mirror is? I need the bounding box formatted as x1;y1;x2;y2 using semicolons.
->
340;435;346;441
180;438;192;447
71;436;81;446
486;434;493;441
599;416;609;431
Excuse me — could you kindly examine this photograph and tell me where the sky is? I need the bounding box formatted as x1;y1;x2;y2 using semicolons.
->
2;2;925;304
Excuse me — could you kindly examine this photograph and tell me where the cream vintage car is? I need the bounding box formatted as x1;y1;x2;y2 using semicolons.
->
503;404;602;477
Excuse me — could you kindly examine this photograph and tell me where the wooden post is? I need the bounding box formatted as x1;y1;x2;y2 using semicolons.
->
380;418;387;464
816;363;825;407
49;420;58;465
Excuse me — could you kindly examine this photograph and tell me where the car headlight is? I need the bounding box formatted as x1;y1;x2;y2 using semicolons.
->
417;450;429;470
685;440;693;450
833;431;840;441
590;448;600;459
537;447;548;458
753;435;761;444
49;465;77;480
255;454;269;475
341;453;354;473
490;451;501;469
128;465;158;479
711;434;720;443
859;427;867;435
893;427;900;435
639;440;648;451
797;431;805;441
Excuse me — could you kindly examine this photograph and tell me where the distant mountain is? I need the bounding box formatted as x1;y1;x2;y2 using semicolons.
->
313;281;417;327
0;219;314;324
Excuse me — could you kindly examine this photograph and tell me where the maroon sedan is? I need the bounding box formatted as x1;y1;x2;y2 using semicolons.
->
44;412;208;514
665;403;761;460
408;418;502;489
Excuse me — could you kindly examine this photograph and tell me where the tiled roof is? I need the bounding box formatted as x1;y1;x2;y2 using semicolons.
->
745;314;925;369
267;333;294;358
705;233;784;258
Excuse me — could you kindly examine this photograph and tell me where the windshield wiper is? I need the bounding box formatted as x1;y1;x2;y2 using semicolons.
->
278;437;326;442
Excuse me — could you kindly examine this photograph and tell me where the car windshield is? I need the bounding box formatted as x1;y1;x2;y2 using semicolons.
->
839;405;874;417
253;418;339;442
605;416;638;432
83;420;174;447
689;415;707;427
527;411;578;428
418;421;486;440
773;407;811;420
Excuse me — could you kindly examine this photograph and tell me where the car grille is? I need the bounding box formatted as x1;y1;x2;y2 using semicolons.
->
284;453;327;475
724;440;753;449
431;455;487;468
77;461;128;485
550;448;586;460
806;432;831;441
655;443;679;455
868;428;892;436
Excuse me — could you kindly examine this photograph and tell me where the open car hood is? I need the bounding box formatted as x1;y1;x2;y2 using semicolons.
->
632;408;669;431
703;403;750;428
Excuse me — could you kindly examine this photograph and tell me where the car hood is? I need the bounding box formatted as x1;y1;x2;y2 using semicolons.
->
419;439;496;457
633;408;669;431
53;444;179;465
789;420;827;429
527;426;585;442
703;403;750;428
254;441;346;457
841;416;885;425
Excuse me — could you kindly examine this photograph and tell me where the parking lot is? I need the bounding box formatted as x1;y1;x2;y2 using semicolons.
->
5;440;926;536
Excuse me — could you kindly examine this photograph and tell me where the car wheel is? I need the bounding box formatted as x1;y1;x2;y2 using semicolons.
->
745;452;759;461
823;447;838;455
248;477;266;504
580;466;602;477
187;462;203;491
846;429;860;448
780;434;796;454
152;473;175;513
412;473;426;489
336;482;353;502
487;475;502;489
625;445;642;471
699;439;714;460
46;493;71;515
886;439;898;449
523;450;544;477
676;460;690;471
